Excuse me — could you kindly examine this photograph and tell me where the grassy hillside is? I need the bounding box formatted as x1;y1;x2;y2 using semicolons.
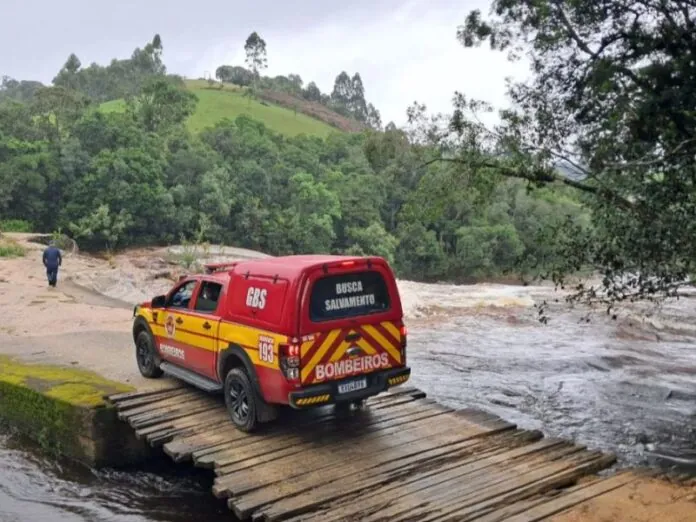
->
100;80;341;138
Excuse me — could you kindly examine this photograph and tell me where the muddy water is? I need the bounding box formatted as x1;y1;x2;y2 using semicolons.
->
405;283;696;473
0;431;231;522
1;281;696;520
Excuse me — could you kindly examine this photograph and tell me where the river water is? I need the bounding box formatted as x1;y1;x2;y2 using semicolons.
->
1;281;696;521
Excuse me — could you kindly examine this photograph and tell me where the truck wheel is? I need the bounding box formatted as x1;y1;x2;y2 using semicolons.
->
135;331;163;378
224;368;258;432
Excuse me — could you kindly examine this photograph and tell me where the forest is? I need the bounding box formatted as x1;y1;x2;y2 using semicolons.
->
0;32;588;284
4;0;694;308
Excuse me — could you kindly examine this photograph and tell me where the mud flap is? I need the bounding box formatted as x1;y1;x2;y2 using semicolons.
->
255;389;279;423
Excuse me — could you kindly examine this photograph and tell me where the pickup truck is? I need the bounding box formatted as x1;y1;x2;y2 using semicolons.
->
132;254;411;432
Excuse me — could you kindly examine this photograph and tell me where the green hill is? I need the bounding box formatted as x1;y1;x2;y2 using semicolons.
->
100;80;342;138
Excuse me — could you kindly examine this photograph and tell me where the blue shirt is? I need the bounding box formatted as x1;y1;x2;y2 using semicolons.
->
43;246;62;268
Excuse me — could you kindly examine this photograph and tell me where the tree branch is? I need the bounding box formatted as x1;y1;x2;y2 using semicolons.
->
553;4;648;89
420;156;635;209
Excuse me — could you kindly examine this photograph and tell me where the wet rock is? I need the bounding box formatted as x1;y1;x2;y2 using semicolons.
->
635;432;650;444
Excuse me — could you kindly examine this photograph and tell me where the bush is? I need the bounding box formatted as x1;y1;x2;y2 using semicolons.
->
0;220;32;233
0;239;26;257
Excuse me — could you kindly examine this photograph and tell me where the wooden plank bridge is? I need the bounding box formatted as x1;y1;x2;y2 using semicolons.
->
107;386;639;521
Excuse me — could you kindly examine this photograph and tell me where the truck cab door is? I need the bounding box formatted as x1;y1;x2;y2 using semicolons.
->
157;279;199;366
186;280;223;380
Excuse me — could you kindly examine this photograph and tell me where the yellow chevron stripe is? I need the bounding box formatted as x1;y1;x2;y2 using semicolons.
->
363;324;401;363
382;321;401;341
301;329;339;381
356;337;378;356
388;374;409;386
296;394;330;406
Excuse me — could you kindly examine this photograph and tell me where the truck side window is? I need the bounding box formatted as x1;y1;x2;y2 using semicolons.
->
195;281;223;313
167;280;197;309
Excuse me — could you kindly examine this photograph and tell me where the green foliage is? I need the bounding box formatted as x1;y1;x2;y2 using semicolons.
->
434;0;696;308
344;222;398;266
244;32;268;80
68;204;131;252
0;219;32;232
52;34;166;103
0;76;44;103
125;77;198;132
0;37;594;287
0;239;25;257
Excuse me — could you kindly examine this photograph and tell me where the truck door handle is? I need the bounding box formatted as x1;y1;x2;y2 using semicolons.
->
176;317;183;325
346;332;361;342
202;322;211;330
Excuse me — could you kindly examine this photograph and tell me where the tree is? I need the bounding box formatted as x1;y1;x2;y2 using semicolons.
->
126;78;197;132
418;0;696;311
366;103;382;130
349;73;368;121
303;81;322;102
331;72;353;106
64;54;82;74
31;86;91;144
0;76;43;103
215;65;254;86
244;32;268;82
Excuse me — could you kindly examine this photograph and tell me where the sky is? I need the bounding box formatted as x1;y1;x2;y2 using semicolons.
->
1;0;530;126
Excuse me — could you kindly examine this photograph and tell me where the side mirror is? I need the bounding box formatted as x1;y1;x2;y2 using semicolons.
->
151;295;166;308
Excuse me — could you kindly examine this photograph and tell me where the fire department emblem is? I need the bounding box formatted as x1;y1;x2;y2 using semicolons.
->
165;315;176;337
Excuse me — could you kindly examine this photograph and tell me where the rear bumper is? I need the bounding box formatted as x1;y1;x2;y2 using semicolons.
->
288;366;411;409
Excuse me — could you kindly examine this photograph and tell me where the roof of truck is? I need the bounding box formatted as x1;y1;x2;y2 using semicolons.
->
204;254;388;281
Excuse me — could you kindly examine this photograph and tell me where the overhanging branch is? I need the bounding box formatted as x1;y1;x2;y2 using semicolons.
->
421;156;636;210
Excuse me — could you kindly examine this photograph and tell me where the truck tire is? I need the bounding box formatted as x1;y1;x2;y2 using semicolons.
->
224;368;258;432
135;330;163;378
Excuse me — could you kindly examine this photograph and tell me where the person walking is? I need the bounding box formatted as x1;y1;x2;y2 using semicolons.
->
42;240;62;287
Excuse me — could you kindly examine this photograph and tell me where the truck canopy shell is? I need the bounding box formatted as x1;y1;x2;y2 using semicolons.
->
211;255;402;336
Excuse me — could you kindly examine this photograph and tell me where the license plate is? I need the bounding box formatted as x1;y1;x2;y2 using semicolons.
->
338;377;367;394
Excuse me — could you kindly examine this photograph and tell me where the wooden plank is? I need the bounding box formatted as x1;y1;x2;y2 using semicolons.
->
213;417;518;500
498;471;637;522
117;391;213;420
147;413;231;441
469;473;631;522
110;387;196;411
386;451;606;522
367;386;426;403
253;436;566;522
281;432;551;522
122;395;220;424
211;406;458;476
348;444;588;522
413;453;617;522
206;403;462;471
214;415;511;495
230;427;535;520
193;399;458;469
145;409;235;447
129;401;223;431
160;392;436;462
106;384;184;403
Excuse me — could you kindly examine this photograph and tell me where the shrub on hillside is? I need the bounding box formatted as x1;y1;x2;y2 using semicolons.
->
0;220;32;233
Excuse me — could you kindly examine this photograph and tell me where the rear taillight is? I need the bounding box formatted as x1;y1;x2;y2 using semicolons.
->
280;339;301;383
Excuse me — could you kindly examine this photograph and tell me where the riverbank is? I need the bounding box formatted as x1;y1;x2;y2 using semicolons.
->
1;233;695;520
0;356;152;468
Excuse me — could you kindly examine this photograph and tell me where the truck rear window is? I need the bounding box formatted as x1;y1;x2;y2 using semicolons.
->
309;270;391;322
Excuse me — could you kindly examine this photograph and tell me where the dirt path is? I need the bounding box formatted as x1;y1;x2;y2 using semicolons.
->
0;234;174;389
550;473;696;521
